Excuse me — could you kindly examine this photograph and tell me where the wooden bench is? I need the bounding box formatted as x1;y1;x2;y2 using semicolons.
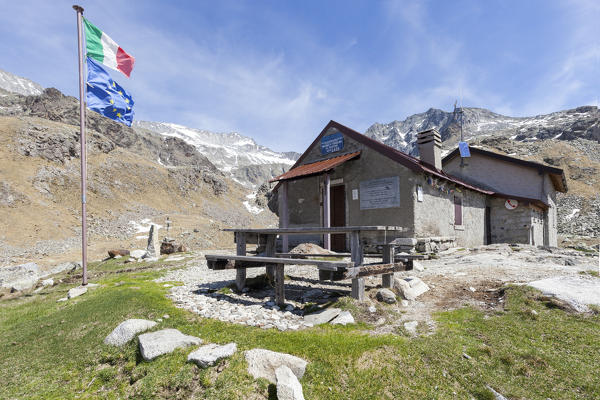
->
205;254;354;307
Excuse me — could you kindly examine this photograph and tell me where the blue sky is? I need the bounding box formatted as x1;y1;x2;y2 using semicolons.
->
0;1;598;152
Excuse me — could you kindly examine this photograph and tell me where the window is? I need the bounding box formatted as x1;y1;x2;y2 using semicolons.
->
454;195;463;226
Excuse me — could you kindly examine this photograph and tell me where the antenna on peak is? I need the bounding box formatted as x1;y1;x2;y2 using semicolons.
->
453;99;468;167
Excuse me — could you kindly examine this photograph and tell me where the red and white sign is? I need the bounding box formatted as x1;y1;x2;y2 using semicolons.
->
505;199;519;210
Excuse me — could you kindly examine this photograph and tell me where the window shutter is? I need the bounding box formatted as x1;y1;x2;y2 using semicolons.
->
454;196;462;225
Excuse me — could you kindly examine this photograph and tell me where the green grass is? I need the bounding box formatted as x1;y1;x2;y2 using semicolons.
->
1;260;599;399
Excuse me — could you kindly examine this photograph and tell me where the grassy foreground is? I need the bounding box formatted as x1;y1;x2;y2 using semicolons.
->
0;259;599;399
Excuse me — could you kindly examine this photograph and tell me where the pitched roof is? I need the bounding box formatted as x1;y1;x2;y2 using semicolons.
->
270;151;361;182
275;120;493;195
443;146;568;193
273;120;551;208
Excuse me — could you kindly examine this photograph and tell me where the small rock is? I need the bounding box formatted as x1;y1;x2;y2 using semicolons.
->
469;287;476;292
376;288;397;304
162;314;170;319
266;301;275;307
138;329;202;361
157;318;163;322
245;348;308;384
400;300;409;307
104;319;157;346
163;284;172;288
285;304;294;312
368;306;377;313
462;353;472;360
57;297;68;302
108;249;130;258
330;311;354;325
187;342;237;368
41;278;54;287
130;249;148;260
530;309;538;316
412;261;424;271
486;385;508;400
404;321;418;335
393;277;430;300
303;308;341;325
276;365;305;400
67;286;87;299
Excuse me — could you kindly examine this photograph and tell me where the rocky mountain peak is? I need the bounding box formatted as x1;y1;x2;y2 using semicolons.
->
0;68;44;96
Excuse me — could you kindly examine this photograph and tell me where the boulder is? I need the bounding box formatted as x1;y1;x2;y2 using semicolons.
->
67;286;87;299
303;307;341;325
528;275;600;312
104;319;157;347
276;365;305;400
393;277;430;300
41;278;54;287
187;343;237;368
330;311;355;325
245;348;308;384
376;288;397;304
146;225;160;257
130;249;148;260
0;262;40;291
160;239;187;255
46;261;81;276
108;249;130;258
138;329;202;361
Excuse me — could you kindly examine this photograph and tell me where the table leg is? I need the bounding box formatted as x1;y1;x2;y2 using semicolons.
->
350;231;365;301
274;264;285;307
235;232;247;291
382;244;394;288
264;234;276;282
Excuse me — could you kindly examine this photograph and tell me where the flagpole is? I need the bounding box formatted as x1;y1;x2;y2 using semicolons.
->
73;4;88;286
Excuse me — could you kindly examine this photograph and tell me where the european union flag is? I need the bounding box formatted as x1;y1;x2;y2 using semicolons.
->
86;56;134;126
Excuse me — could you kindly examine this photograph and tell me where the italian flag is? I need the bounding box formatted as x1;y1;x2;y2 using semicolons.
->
83;18;135;78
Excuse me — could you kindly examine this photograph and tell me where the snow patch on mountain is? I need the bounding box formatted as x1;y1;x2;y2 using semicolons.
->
0;68;43;96
134;121;299;187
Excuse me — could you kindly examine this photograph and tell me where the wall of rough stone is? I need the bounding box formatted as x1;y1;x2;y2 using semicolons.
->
543;174;558;246
413;178;486;247
489;197;533;243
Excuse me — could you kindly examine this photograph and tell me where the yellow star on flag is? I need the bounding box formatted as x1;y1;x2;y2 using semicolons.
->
110;99;114;104
117;113;122;117
113;108;116;112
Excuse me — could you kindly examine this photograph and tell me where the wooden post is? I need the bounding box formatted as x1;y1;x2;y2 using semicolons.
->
235;232;246;291
351;278;365;302
381;244;394;288
274;264;285;307
264;234;276;281
280;181;289;252
350;230;365;301
323;174;331;250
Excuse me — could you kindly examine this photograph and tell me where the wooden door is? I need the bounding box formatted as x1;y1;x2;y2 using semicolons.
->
330;185;346;251
485;206;492;244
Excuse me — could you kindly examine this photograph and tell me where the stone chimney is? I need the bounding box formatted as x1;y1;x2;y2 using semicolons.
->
417;128;442;169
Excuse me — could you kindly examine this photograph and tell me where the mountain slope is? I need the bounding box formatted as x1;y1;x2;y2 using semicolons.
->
0;87;277;268
0;68;43;96
366;106;600;155
134;121;299;187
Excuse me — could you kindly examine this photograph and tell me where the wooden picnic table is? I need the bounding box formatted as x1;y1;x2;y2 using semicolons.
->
205;226;410;306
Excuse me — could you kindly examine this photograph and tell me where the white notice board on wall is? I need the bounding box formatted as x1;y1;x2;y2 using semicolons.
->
359;176;400;209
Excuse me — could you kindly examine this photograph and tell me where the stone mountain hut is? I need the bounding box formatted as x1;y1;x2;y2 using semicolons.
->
270;120;567;252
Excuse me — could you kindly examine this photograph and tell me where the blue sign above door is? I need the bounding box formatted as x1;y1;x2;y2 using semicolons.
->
320;132;344;155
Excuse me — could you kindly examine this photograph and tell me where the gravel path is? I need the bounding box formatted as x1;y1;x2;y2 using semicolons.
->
158;244;599;333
